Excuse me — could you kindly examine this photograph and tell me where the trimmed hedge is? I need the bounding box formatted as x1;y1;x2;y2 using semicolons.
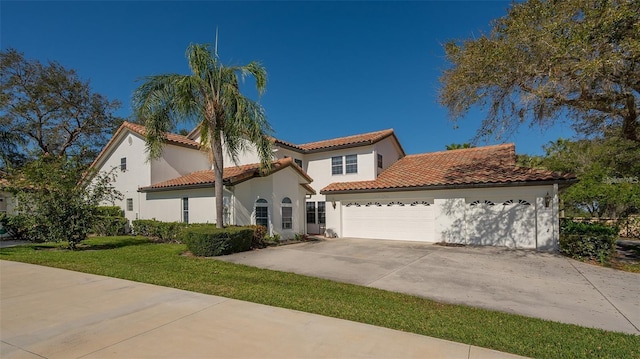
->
92;206;128;236
96;206;124;217
93;216;128;236
560;219;618;263
181;226;253;256
132;219;187;242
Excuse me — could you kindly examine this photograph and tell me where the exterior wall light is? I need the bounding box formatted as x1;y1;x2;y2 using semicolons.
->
544;192;551;208
332;200;336;209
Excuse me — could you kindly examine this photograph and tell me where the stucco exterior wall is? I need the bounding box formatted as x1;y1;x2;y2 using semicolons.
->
232;167;307;239
305;146;375;203
150;145;210;184
142;187;219;224
94;131;151;223
373;136;404;176
0;192;17;215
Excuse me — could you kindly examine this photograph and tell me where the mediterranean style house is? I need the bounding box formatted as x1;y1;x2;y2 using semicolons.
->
90;121;576;250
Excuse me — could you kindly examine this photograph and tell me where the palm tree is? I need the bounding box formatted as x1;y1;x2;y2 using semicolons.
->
445;143;475;150
132;43;273;228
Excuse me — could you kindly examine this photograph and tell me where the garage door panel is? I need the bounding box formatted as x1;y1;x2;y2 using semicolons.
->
466;199;535;248
342;201;434;242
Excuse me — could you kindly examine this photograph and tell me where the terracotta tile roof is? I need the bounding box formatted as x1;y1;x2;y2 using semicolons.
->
191;128;405;155
139;157;315;193
121;122;200;149
321;144;576;193
297;129;396;152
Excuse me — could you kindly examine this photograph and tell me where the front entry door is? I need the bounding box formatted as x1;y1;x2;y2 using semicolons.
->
306;201;325;235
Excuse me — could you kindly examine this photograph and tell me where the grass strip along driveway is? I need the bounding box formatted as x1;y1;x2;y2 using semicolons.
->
1;236;637;359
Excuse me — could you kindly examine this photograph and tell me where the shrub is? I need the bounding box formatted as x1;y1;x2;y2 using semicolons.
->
181;226;253;256
92;216;128;236
560;219;618;263
294;233;310;242
248;225;267;248
0;213;30;241
264;234;281;246
3;156;122;249
131;219;187;242
92;206;128;236
96;206;124;217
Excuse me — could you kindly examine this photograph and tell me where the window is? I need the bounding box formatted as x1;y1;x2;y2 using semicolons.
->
0;197;6;213
306;202;316;223
294;158;303;168
345;154;357;174
377;154;383;169
331;156;343;175
120;157;127;171
126;198;133;211
255;199;269;231
182;197;189;223
281;197;292;230
318;201;326;224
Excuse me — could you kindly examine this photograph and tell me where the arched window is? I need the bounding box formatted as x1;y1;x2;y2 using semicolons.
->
282;197;292;230
255;199;269;231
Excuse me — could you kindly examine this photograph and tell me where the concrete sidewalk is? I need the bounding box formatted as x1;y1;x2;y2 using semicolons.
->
0;260;527;359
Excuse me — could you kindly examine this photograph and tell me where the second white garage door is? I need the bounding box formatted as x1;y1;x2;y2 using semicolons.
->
341;200;435;241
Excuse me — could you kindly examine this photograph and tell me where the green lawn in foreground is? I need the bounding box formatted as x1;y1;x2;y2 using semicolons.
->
1;236;638;359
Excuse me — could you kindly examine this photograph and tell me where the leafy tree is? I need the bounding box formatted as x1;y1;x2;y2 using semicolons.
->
445;143;475;150
540;137;640;217
2;155;122;249
132;43;273;228
0;49;123;167
439;0;640;143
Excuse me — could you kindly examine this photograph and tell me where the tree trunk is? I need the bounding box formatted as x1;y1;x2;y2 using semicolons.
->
211;131;225;228
623;95;639;143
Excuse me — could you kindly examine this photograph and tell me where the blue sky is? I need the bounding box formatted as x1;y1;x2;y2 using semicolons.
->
1;1;574;155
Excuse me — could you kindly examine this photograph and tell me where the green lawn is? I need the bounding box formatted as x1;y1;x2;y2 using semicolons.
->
1;236;638;359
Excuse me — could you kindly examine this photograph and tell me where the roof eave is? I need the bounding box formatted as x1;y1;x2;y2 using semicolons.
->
321;178;579;195
138;182;216;193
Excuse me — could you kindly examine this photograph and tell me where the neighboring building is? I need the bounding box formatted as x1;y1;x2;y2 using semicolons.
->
90;121;576;249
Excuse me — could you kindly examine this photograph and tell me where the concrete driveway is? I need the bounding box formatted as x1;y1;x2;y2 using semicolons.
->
219;238;640;335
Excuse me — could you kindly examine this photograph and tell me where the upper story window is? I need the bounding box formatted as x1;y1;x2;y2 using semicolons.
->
331;155;358;175
120;157;127;171
331;156;343;175
345;154;358;174
377;154;383;169
126;198;133;211
294;158;303;168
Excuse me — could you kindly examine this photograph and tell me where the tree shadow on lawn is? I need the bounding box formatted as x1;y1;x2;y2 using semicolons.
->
18;236;155;252
76;237;155;251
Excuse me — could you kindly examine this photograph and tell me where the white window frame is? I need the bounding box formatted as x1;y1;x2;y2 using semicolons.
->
281;197;293;230
255;198;269;231
120;157;127;171
345;154;358;174
331;156;343;175
182;197;189;223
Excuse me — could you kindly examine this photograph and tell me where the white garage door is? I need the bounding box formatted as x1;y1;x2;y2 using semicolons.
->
465;199;536;248
342;200;435;241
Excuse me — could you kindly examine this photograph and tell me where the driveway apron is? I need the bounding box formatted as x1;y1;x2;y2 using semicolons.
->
220;238;640;335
